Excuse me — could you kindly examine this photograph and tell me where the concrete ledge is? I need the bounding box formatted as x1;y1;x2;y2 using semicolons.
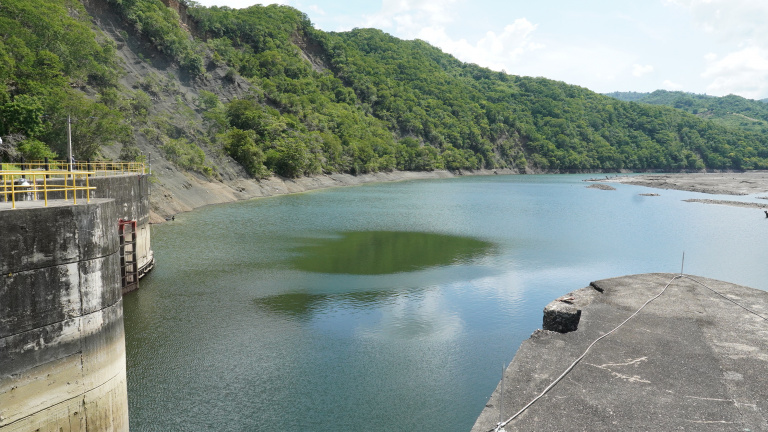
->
472;273;768;432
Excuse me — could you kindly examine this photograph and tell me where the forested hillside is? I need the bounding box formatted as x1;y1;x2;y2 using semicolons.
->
606;90;768;137
2;0;768;177
0;0;131;160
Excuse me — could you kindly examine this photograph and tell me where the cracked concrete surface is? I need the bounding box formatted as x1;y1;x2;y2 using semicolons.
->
472;273;768;432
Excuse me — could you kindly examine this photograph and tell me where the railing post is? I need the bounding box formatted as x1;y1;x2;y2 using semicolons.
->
31;173;37;202
43;173;48;206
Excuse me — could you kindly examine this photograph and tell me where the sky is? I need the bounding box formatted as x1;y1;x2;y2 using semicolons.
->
192;0;768;100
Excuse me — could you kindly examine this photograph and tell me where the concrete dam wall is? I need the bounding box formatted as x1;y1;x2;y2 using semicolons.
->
0;174;147;430
88;174;154;285
44;173;154;286
0;199;129;430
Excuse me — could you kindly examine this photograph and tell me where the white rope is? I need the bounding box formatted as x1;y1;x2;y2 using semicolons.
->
491;273;768;432
681;275;768;322
491;274;683;431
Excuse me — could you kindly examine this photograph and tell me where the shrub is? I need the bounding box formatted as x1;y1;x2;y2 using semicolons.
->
160;137;213;176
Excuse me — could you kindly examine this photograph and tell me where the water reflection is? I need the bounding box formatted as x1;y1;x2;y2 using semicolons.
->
127;175;768;432
292;230;494;275
252;290;397;319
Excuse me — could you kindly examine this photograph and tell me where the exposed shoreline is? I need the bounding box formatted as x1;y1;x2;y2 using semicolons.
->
596;172;768;211
152;170;768;223
149;168;518;223
603;171;768;196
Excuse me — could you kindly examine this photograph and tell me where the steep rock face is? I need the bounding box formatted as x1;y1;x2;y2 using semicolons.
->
159;0;199;35
291;30;330;73
78;0;457;222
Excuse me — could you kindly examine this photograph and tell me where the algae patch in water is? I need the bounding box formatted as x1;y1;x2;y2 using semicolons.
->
292;231;494;275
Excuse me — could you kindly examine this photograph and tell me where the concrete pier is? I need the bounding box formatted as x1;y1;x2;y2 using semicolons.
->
473;273;768;432
0;199;129;431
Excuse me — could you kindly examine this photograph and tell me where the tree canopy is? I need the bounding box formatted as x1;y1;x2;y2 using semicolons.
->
0;0;131;161
3;0;768;175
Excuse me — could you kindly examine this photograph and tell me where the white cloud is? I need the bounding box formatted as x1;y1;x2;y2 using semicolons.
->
662;79;683;90
666;0;768;97
632;64;654;77
307;4;325;15
415;18;543;71
364;0;459;35
666;0;768;42
702;45;768;98
194;0;289;8
362;1;546;76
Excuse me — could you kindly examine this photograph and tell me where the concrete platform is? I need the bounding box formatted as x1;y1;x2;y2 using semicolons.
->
472;273;768;432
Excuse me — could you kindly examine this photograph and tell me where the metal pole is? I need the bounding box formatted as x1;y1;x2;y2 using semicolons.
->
67;114;73;172
681;252;685;275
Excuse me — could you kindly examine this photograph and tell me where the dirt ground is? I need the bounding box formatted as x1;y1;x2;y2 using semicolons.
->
604;172;768;196
599;172;768;211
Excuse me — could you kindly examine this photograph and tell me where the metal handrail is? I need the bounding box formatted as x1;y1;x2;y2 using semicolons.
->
1;160;146;176
0;171;96;209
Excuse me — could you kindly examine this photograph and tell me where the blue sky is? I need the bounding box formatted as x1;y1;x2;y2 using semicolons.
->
193;0;768;100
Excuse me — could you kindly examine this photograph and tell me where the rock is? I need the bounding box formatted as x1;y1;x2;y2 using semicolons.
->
586;183;616;190
542;300;581;333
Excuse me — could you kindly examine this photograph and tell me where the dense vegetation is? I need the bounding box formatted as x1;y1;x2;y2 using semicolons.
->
606;90;768;136
2;0;768;176
187;4;768;173
0;0;136;161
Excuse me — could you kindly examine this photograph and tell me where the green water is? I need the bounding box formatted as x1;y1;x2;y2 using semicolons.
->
124;174;768;431
292;231;494;275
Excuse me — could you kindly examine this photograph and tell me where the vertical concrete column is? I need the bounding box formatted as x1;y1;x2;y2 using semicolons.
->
0;199;129;431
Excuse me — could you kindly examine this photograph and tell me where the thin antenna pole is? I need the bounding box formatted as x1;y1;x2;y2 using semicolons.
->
680;252;685;275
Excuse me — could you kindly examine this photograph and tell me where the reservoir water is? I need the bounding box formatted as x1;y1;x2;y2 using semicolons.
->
123;174;768;431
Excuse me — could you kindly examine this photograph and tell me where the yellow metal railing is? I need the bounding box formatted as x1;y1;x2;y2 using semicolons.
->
5;160;146;176
1;171;96;209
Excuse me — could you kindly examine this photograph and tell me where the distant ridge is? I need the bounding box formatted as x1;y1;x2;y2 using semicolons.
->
605;90;768;134
3;0;768;182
